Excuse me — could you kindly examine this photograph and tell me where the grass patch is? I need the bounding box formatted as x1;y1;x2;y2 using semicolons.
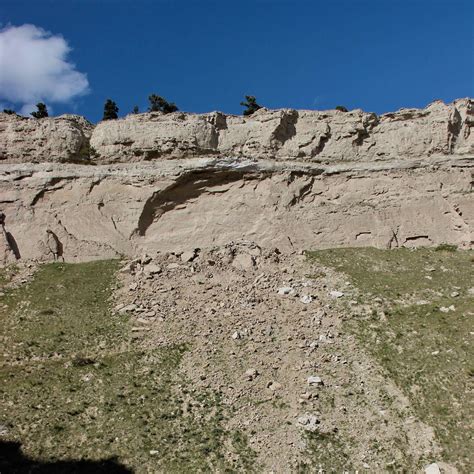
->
307;247;474;470
0;261;256;472
297;431;351;473
435;243;458;252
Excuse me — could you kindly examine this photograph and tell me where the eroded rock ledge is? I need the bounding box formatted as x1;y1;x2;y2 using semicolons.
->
0;156;472;263
1;98;472;164
0;99;472;263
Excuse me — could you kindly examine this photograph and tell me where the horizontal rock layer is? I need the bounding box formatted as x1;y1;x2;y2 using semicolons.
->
0;99;472;263
1;99;473;164
1;156;472;263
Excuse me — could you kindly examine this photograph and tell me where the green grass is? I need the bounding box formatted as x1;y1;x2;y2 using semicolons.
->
297;431;351;473
0;263;18;286
0;261;256;472
307;247;474;471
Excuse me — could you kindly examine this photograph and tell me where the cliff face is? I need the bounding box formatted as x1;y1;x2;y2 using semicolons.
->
1;99;472;164
90;99;473;162
0;99;473;264
0;114;93;163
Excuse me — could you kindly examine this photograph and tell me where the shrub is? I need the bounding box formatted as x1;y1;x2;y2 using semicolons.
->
132;105;139;114
31;103;49;118
240;95;262;116
148;94;178;114
3;109;15;115
335;105;348;112
103;99;119;120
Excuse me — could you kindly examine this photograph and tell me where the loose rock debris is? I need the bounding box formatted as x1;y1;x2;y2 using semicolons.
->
113;241;441;471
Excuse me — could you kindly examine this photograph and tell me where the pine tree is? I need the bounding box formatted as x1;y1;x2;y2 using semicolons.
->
240;96;262;116
3;109;15;115
132;105;139;114
103;99;119;120
30;103;48;118
148;94;178;114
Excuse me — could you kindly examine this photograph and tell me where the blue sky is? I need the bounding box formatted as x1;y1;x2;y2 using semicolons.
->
1;0;473;122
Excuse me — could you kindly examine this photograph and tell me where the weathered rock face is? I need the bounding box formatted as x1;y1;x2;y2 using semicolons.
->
1;99;472;164
0;99;472;264
91;98;473;162
0;114;93;163
0;157;472;263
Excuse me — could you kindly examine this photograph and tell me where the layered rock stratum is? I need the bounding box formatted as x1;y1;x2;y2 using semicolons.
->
0;99;472;263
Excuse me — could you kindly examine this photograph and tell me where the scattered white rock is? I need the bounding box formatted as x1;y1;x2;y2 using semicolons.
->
424;463;441;474
278;286;293;295
297;414;319;432
450;291;459;297
145;264;162;275
267;381;282;391
330;290;344;298
119;262;137;274
181;250;197;263
300;295;313;304
244;368;259;381
307;376;323;386
231;331;242;340
439;305;455;313
118;303;137;314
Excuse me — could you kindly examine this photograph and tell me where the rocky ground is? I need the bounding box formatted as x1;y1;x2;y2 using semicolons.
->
0;244;472;473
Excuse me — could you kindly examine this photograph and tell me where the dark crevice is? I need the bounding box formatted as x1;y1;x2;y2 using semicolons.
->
404;235;431;244
30;178;68;206
271;110;299;146
447;108;463;153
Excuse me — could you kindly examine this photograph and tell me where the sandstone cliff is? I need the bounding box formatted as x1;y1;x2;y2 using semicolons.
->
1;99;472;164
0;114;93;163
0;99;472;263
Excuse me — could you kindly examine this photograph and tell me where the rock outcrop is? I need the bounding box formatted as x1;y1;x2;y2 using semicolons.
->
0;99;472;264
0;114;93;163
82;98;474;162
1;99;472;164
0;156;472;263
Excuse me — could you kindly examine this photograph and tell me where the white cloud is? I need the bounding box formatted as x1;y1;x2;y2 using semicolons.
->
0;24;89;113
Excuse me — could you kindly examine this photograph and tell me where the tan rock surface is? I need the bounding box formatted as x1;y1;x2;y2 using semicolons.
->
1;99;472;164
0;99;472;264
0;156;472;264
0;114;93;163
89;99;473;163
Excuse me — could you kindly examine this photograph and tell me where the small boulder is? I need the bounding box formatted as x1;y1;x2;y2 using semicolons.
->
244;368;259;381
424;463;441;474
297;414;319;432
145;264;162;276
307;376;323;386
181;249;198;263
232;253;255;270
